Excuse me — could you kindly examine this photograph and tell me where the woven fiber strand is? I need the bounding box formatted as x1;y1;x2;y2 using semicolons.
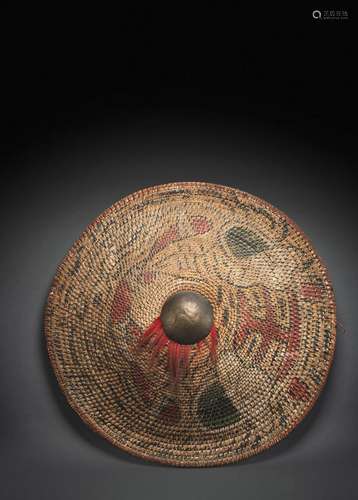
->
45;182;336;466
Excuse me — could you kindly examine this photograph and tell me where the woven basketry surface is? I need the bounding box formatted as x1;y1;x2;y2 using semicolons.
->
45;182;336;466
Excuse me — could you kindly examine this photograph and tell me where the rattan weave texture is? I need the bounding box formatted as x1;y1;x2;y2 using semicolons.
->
45;182;336;466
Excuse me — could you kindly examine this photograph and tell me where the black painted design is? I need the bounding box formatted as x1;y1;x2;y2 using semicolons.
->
225;227;268;258
198;382;239;429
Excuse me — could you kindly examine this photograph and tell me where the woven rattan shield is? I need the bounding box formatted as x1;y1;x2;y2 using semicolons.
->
45;182;336;466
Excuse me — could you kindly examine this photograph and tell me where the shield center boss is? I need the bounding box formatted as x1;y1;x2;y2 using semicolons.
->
45;182;336;466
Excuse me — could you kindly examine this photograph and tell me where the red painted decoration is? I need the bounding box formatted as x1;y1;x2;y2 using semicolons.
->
138;317;218;383
191;216;212;235
301;283;323;300
151;225;179;255
288;377;309;402
111;281;131;321
235;288;301;380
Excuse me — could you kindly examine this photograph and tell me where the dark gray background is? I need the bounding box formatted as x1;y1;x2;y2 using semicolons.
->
1;7;356;500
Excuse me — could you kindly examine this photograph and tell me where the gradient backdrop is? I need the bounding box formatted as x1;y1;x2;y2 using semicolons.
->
0;7;356;500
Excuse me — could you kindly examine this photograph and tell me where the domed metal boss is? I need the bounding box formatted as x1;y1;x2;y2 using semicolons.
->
160;291;214;345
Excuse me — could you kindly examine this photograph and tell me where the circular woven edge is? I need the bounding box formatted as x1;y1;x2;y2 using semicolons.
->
44;181;336;467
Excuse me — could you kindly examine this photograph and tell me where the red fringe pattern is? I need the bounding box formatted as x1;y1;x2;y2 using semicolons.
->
138;317;218;383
